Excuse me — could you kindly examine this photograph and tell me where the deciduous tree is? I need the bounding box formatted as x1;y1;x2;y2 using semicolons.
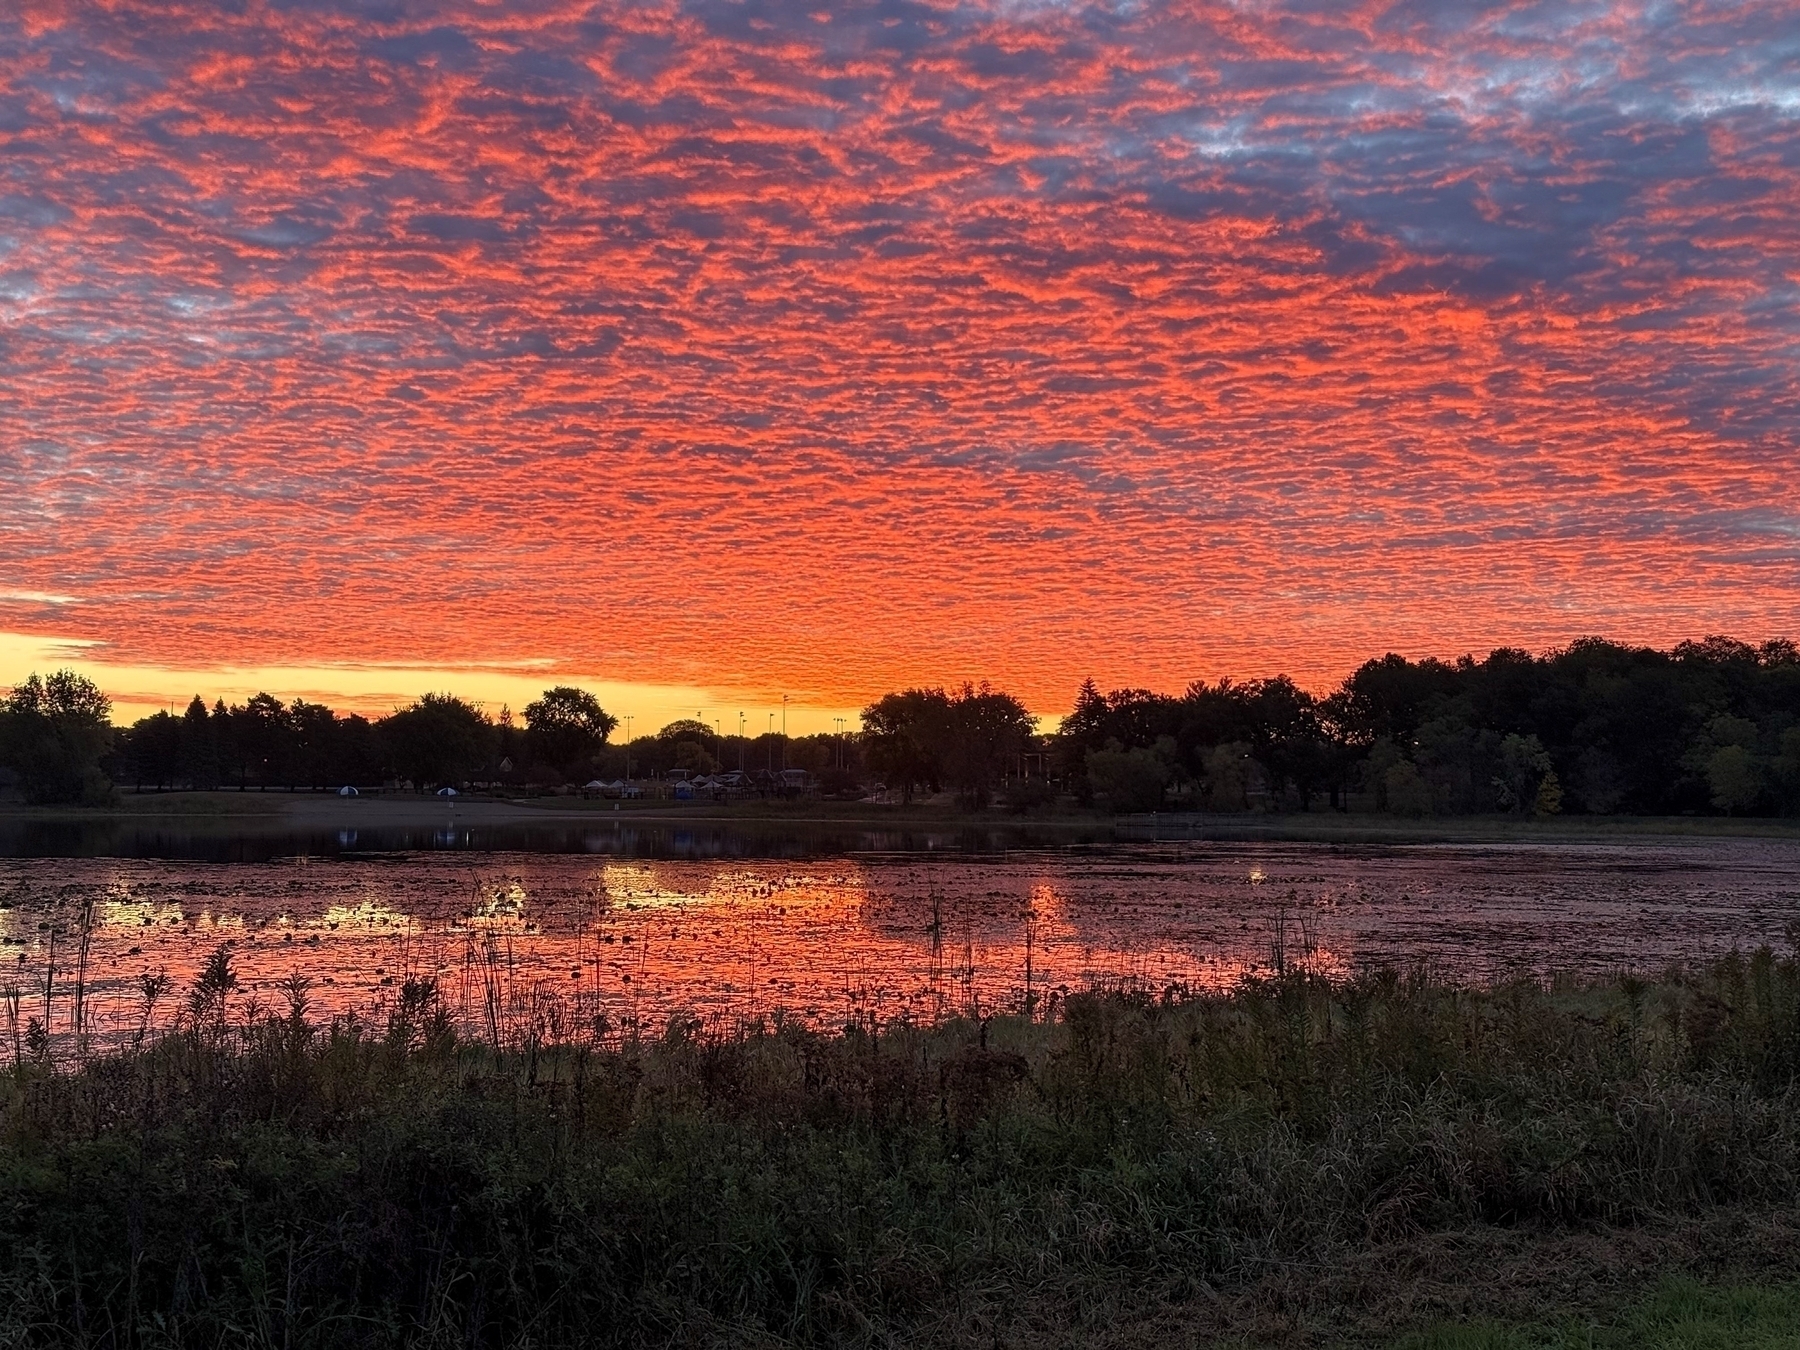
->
523;686;618;781
0;671;114;804
380;694;494;789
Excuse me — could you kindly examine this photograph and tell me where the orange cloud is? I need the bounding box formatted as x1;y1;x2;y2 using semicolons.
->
1;0;1795;715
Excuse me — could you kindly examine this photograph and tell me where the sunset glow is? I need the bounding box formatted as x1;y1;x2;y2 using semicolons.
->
4;0;1797;717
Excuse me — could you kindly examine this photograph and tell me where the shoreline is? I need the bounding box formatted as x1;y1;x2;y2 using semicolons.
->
2;790;1797;842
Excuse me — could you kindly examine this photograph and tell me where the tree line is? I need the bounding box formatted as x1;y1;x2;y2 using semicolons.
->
3;635;1798;815
1058;636;1800;817
0;679;870;804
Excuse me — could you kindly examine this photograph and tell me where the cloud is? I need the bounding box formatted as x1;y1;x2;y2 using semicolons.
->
0;0;1795;710
0;591;81;605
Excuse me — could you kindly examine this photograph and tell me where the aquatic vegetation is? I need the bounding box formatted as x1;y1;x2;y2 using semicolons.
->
4;841;1799;1052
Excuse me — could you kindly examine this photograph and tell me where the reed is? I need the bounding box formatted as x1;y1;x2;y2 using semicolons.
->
0;946;1796;1348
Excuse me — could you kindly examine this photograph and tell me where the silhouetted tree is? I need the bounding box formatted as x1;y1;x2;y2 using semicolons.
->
118;710;183;790
287;699;339;789
0;671;114;804
334;714;385;788
12;630;1800;816
860;689;951;802
1243;676;1328;808
1049;634;1800;818
922;683;1035;809
523;686;618;781
380;694;494;789
1061;678;1110;747
177;697;221;790
1331;653;1464;746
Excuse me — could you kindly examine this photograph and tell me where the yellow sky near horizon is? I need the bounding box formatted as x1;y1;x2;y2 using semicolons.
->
0;631;873;738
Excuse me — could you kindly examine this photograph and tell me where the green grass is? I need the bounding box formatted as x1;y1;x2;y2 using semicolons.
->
0;790;288;819
1397;1279;1800;1348
1;947;1798;1347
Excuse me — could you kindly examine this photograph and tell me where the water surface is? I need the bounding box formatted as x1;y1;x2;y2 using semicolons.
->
3;828;1795;1048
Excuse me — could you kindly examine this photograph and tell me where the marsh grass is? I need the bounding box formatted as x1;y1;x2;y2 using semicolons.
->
0;946;1797;1348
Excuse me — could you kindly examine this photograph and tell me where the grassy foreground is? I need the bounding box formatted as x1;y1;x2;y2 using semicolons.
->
1398;1278;1800;1347
1;948;1798;1348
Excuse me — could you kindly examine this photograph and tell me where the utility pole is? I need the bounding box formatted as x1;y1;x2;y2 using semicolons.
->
781;694;788;771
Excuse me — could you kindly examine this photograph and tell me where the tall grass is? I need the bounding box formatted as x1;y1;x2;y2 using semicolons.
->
0;946;1796;1348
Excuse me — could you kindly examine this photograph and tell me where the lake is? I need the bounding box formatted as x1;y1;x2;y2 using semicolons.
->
2;816;1796;1048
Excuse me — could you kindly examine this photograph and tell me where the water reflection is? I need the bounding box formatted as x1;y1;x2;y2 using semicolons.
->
1;838;1796;1052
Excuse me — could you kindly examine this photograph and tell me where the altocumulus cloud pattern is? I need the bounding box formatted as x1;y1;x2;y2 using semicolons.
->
1;0;1797;707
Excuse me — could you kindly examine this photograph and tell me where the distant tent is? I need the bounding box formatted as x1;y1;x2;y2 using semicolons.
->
337;785;359;797
584;780;607;790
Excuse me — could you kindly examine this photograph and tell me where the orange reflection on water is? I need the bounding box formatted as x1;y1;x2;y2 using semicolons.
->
7;839;1794;1052
2;854;1271;1047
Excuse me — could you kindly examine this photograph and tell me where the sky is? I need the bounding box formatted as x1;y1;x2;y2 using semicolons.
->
2;0;1797;730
